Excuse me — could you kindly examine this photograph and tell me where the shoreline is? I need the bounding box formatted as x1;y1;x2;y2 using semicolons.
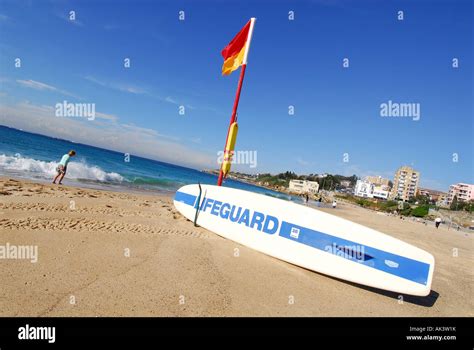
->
202;169;292;195
1;176;472;316
0;173;177;198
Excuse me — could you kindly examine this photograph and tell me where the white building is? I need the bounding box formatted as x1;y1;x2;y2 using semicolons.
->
289;180;319;194
354;180;389;200
354;180;374;198
372;186;390;200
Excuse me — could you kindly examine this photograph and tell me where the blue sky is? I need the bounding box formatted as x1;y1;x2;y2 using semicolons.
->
0;0;472;191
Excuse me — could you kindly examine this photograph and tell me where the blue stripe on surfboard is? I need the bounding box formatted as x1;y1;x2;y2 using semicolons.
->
279;221;430;286
174;191;430;286
174;191;197;206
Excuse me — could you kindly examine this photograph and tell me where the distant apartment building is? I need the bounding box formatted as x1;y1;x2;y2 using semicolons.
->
354;179;389;200
436;193;449;208
365;176;390;187
447;183;474;205
354;180;373;198
390;166;420;201
289;179;319;194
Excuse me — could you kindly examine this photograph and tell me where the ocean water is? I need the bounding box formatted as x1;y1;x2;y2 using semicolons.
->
0;125;296;201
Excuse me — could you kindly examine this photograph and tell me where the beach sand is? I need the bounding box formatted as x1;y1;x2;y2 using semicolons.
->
1;177;472;316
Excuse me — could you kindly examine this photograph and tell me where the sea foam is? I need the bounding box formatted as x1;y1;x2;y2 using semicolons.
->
0;154;124;183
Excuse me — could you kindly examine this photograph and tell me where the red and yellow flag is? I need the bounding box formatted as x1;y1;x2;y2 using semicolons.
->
221;20;251;75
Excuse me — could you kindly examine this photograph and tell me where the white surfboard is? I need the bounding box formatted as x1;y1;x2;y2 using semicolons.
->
174;184;435;296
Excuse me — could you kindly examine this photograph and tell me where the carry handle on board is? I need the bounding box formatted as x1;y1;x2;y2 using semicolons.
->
193;183;202;227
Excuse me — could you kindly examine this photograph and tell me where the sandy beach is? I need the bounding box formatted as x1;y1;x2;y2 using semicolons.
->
0;177;472;317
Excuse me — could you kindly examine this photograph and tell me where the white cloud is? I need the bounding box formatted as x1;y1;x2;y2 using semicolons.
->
83;75;107;87
296;157;311;166
120;123;159;136
16;79;80;99
120;86;145;94
84;75;148;96
17;79;56;91
95;111;118;122
84;75;194;109
165;96;178;104
0;101;214;169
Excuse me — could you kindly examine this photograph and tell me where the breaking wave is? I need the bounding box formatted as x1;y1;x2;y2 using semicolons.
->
0;154;124;183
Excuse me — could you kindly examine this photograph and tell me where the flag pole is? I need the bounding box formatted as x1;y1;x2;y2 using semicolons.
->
217;17;256;186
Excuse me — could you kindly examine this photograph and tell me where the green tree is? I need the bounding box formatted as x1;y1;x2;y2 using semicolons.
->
412;205;429;217
411;194;430;205
450;195;459;211
278;171;298;180
349;175;358;187
400;202;412;216
465;201;474;213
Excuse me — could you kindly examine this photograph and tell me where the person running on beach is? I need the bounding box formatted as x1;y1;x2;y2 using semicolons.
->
332;200;337;209
435;217;442;229
52;150;76;185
